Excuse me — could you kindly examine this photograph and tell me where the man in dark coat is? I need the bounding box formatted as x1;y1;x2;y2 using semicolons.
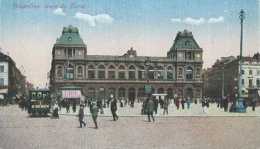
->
153;97;158;114
78;105;86;128
181;98;185;110
146;95;155;122
90;100;99;129
110;97;118;121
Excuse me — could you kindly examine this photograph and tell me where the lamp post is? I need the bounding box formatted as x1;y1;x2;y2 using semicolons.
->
235;9;246;112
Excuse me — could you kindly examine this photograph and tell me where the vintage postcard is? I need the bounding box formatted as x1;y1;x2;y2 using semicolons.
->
0;0;259;149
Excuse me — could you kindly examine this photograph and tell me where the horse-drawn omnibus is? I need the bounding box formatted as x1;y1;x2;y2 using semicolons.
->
28;89;51;116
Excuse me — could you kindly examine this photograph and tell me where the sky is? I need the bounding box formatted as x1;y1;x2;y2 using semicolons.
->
0;0;259;87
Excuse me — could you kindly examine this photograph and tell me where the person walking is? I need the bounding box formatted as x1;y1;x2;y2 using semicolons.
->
163;97;169;115
78;104;86;128
176;98;180;110
90;99;99;129
181;98;185;110
72;101;77;113
110;96;119;121
186;97;191;110
146;95;155;122
153;97;158;114
252;96;257;111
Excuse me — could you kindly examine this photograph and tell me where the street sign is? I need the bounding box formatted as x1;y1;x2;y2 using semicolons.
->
144;85;152;94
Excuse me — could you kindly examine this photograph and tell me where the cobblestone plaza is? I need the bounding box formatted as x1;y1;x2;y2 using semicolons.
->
1;105;260;149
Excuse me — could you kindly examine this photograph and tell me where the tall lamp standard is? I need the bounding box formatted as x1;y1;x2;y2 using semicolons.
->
235;9;246;112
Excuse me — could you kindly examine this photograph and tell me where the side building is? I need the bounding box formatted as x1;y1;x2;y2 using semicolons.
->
50;26;203;102
0;51;26;104
203;53;260;102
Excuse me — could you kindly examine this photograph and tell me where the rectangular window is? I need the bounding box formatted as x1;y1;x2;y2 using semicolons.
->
68;48;73;58
257;79;260;87
138;71;145;80
129;71;136;80
167;72;173;80
257;70;260;76
249;70;253;75
249;79;253;88
0;66;4;73
98;71;105;79
241;79;244;85
108;71;115;79
88;71;95;79
0;78;4;86
118;72;125;79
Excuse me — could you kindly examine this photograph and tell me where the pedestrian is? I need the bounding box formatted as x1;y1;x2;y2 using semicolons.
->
146;95;155;122
72;101;76;113
202;98;207;113
186;97;191;110
90;99;99;129
153;96;158;114
97;99;104;114
252;96;257;111
176;98;180;110
120;98;124;107
110;96;119;121
181;98;185;110
78;104;86;128
66;100;70;113
163;96;169;115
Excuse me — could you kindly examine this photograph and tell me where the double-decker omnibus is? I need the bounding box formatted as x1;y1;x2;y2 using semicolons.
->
28;89;51;116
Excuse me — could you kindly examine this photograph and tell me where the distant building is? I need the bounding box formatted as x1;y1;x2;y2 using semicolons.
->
203;53;260;101
50;26;203;102
0;51;26;103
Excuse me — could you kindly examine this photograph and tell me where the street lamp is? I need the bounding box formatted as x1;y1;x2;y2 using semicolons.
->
235;9;246;112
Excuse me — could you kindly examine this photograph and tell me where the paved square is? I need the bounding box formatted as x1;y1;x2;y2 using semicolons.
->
1;105;260;149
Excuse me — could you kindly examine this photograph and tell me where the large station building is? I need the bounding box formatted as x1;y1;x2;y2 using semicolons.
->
50;25;203;102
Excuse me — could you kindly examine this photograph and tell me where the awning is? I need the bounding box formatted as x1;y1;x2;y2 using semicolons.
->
62;90;81;99
0;89;8;94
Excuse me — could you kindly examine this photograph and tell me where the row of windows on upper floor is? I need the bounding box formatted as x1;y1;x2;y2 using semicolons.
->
55;48;85;58
241;78;260;88
0;65;6;73
168;51;202;61
241;69;260;76
55;65;201;81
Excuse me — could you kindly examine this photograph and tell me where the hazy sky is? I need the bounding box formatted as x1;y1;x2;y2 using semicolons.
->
0;0;259;87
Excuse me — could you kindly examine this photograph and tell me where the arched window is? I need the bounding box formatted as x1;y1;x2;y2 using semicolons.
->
167;66;173;80
118;88;126;98
77;66;83;78
57;66;63;78
66;64;74;80
128;65;136;80
156;66;164;80
196;68;201;78
108;65;116;79
98;65;105;79
178;67;183;79
186;66;193;80
88;65;95;79
167;88;173;98
138;66;145;80
148;66;154;80
118;65;126;79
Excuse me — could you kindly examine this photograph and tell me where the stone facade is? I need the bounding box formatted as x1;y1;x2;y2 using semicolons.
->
203;53;260;100
50;26;203;101
0;51;26;102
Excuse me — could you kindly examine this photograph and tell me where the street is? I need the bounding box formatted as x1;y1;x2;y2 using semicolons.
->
1;105;260;149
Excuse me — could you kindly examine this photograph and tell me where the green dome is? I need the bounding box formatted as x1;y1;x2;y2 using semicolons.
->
56;25;85;46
